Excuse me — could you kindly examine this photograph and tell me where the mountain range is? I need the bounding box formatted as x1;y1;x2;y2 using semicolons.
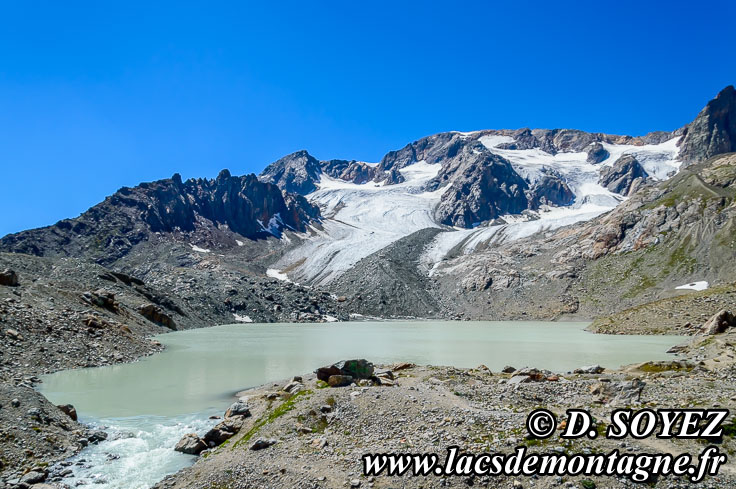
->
1;85;735;330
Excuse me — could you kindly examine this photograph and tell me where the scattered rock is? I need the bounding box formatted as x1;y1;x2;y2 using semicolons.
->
20;470;46;484
508;375;532;385
5;329;22;341
250;437;278;450
82;289;119;311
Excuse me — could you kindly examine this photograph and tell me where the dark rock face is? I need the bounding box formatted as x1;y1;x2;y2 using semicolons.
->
599;155;649;196
586;142;610;164
137;304;177;330
430;143;530;227
0;269;19;286
0;171;320;264
679;86;736;166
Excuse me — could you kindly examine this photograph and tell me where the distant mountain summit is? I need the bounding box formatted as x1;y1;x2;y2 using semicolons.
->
679;85;736;165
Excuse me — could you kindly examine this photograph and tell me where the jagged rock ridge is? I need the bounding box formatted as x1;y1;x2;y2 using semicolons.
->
0;171;320;264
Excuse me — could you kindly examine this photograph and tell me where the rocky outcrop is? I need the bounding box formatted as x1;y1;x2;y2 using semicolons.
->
586;142;609;164
598;155;649;196
375;132;463;184
679;85;736;166
0;171;320;264
321;159;377;184
430;142;530;227
137;304;177;330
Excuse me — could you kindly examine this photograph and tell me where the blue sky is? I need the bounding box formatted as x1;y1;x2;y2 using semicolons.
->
1;1;734;237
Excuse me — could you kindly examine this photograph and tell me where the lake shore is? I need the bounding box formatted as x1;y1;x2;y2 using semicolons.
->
0;315;730;488
153;329;736;489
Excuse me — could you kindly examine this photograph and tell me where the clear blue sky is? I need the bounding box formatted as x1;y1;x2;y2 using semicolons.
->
1;1;734;237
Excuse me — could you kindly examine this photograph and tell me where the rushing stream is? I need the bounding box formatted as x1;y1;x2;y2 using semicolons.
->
38;321;683;488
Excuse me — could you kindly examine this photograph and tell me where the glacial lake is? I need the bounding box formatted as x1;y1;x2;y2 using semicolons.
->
38;321;683;488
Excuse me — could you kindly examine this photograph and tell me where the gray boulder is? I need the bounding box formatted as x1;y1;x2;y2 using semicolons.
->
174;433;207;455
224;400;250;418
250;437;278;450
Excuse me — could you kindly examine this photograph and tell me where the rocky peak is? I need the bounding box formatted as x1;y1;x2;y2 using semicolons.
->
259;150;322;194
375;132;464;184
679;85;736;165
429;142;531;227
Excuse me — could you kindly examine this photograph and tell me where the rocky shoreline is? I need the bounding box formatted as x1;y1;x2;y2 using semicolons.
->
146;324;736;489
151;330;736;489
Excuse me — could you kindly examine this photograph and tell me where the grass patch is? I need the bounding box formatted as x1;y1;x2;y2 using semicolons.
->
233;389;312;448
637;361;693;373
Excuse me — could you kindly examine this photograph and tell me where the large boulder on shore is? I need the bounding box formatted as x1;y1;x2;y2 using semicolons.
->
174;433;207;455
316;359;374;382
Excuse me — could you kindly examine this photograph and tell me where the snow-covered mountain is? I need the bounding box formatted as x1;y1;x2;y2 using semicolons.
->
262;128;682;285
